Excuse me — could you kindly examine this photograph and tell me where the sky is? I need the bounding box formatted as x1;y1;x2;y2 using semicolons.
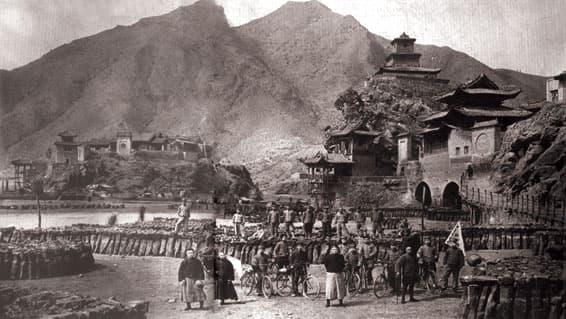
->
0;0;564;76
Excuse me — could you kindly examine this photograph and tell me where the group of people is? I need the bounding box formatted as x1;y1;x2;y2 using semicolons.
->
177;248;239;311
263;205;387;240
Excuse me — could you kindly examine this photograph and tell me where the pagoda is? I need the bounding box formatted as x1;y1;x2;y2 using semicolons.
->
377;32;444;80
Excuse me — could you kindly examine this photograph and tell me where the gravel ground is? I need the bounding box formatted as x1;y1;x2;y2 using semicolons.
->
1;254;465;319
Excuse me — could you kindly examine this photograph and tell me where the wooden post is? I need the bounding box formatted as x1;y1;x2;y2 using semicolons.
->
485;189;488;205
498;277;515;319
490;192;494;207
532;196;536;221
562;200;565;227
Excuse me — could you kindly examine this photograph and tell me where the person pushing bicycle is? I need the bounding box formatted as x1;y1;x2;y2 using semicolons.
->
416;238;437;284
290;244;309;296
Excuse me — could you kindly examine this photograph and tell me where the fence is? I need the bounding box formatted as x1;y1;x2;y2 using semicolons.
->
460;275;564;319
461;185;566;227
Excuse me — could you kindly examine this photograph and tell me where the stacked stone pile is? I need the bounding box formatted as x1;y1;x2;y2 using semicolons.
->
481;256;565;281
0;202;126;210
0;240;93;280
0;285;148;319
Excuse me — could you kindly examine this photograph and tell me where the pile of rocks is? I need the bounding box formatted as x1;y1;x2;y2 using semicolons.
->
0;240;94;280
482;256;565;281
0;285;148;319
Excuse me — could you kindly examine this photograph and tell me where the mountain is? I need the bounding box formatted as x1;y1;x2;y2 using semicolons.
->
0;0;547;191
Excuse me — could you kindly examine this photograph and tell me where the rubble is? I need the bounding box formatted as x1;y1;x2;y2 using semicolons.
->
0;285;148;319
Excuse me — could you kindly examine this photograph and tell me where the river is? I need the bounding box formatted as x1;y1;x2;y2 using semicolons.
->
0;199;220;229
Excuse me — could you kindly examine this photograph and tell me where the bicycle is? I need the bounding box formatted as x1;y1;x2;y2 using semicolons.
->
240;266;273;298
344;265;362;296
418;261;438;293
274;265;321;299
373;261;394;299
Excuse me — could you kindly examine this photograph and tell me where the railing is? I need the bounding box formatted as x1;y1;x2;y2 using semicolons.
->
460;185;566;227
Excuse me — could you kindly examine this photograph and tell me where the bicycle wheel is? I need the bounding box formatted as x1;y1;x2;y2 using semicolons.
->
275;274;293;297
347;273;361;296
373;275;388;298
262;276;274;298
240;273;255;296
301;275;321;300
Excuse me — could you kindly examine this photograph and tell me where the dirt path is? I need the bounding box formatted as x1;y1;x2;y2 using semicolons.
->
1;254;464;319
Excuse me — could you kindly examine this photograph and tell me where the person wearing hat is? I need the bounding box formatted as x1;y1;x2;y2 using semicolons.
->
441;239;465;292
371;206;384;238
334;208;348;240
302;206;315;238
359;237;378;284
319;208;332;240
323;246;346;307
344;243;362;275
290;243;309;296
386;244;401;293
274;234;290;269
214;251;238;305
417;238;438;286
395;246;419;303
178;248;206;311
283;206;295;238
267;205;280;236
232;209;245;238
251;245;268;295
175;198;190;234
354;207;366;235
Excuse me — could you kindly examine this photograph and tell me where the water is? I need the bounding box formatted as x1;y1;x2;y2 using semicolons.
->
0;200;218;229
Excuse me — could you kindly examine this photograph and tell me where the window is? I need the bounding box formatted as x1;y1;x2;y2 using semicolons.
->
455;147;460;156
464;146;469;155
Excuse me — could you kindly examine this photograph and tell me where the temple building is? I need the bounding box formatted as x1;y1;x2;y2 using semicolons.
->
398;74;532;208
546;71;566;103
376;32;447;82
54;130;85;164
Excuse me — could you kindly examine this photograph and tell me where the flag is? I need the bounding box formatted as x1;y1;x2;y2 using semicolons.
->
445;221;466;256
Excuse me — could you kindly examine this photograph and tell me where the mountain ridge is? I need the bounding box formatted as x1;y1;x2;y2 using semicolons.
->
0;0;547;190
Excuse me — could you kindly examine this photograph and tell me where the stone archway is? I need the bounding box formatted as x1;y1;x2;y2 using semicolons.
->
415;182;432;207
442;182;461;209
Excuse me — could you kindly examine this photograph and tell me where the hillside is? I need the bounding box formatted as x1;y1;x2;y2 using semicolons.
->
492;102;566;200
0;0;547;191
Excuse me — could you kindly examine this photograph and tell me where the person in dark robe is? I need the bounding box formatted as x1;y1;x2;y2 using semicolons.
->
178;249;206;311
214;252;238;305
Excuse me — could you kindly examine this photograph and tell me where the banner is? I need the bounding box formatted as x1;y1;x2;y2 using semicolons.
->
445;221;466;256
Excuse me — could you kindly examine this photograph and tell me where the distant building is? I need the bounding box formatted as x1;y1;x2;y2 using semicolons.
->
116;131;132;156
54;130;84;164
376;32;448;83
399;74;532;208
546;71;566;103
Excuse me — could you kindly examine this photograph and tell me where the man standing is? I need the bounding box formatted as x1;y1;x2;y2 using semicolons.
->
319;209;332;240
267;206;280;236
178;249;206;311
441;239;465;292
371;207;384;238
385;244;401;293
214;252;238;305
359;237;378;284
290;244;308;296
274;234;290;269
302;206;315;238
251;245;268;296
354;208;366;235
323;246;346;307
395;246;419;304
283;206;295;238
417;238;438;285
334;208;348;240
175;198;190;234
232;209;244;238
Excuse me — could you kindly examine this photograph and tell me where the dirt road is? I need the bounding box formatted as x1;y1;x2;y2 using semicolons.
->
1;254;464;319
